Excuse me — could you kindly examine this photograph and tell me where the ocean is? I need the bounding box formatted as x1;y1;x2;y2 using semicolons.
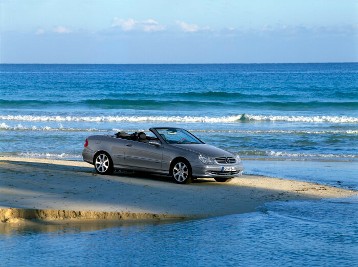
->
1;63;357;266
1;63;357;162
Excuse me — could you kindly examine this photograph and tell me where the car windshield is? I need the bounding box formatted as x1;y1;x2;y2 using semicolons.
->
155;128;203;144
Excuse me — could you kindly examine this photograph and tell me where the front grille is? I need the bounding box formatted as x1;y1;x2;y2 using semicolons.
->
215;157;236;164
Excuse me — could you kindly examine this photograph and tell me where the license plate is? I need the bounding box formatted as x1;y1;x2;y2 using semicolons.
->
221;166;236;172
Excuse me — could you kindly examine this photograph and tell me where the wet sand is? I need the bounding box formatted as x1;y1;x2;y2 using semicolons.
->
0;156;356;224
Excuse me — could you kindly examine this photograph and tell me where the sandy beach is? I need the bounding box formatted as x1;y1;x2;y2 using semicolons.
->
0;156;356;224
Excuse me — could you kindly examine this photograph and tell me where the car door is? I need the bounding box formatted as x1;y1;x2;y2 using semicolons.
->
124;141;163;171
110;138;127;166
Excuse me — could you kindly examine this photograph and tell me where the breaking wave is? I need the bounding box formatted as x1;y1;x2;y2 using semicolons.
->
0;123;104;132
1;114;358;124
240;114;358;123
241;150;358;160
18;152;82;159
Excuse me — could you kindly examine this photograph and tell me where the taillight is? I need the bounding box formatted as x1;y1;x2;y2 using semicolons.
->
84;139;88;147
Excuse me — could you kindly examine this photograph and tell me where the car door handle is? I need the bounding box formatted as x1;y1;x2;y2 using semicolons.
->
126;144;132;147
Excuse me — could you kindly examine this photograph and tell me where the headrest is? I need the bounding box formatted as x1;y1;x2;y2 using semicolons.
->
138;132;146;140
116;131;129;138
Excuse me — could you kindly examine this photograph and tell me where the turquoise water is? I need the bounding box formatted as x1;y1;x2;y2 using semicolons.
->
1;63;358;266
1;63;357;161
1;198;358;266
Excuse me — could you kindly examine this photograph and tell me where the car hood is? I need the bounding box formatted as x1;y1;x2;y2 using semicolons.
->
172;144;234;157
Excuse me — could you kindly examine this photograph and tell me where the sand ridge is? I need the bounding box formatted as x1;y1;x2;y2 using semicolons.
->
0;207;184;224
0;156;356;223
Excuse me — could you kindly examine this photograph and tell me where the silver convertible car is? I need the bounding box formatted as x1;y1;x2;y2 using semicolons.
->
82;127;243;184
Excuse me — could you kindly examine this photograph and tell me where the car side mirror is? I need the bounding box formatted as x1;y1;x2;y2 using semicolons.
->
149;140;161;147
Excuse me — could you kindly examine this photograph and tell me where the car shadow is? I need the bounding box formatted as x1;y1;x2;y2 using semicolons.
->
113;170;216;184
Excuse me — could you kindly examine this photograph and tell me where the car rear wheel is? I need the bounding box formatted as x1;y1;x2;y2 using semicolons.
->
94;152;114;175
171;160;192;184
214;178;232;183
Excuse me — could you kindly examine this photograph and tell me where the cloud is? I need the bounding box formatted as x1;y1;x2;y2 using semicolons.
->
34;26;72;35
112;18;165;32
141;19;166;32
53;26;72;34
176;21;212;33
112;18;136;31
176;21;200;33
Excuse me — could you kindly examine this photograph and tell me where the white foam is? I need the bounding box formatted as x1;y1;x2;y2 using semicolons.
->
267;150;358;159
2;122;357;136
0;123;11;129
0;123;103;132
193;129;358;135
1;114;357;124
18;152;82;159
0;114;243;123
242;114;358;123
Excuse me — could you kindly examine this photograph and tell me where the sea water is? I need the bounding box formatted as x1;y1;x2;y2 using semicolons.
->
1;64;357;266
1;199;358;266
1;63;357;162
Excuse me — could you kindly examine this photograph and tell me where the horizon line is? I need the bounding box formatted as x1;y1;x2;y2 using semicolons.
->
1;61;357;65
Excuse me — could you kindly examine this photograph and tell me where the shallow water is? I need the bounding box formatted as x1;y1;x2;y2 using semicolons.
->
1;198;357;266
244;159;358;190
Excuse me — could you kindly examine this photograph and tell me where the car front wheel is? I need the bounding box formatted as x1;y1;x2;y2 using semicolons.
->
172;160;192;184
94;152;114;175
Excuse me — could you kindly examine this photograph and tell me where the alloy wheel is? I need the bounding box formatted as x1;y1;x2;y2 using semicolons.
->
172;161;191;184
95;153;111;174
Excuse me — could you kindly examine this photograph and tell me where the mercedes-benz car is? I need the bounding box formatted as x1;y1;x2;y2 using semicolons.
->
82;127;243;184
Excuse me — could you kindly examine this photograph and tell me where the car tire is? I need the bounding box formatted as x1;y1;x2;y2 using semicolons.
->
171;160;192;184
94;152;114;175
214;178;232;183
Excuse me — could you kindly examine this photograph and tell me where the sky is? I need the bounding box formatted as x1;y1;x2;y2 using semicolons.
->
0;0;357;63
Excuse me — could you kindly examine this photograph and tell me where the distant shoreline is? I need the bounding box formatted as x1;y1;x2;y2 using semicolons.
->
1;156;356;224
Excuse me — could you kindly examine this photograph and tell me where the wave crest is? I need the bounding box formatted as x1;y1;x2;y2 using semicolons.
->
1;114;358;124
240;114;358;123
241;150;358;160
18;152;81;159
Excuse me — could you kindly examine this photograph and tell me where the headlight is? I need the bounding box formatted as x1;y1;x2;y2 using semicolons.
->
199;155;216;164
235;155;242;163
